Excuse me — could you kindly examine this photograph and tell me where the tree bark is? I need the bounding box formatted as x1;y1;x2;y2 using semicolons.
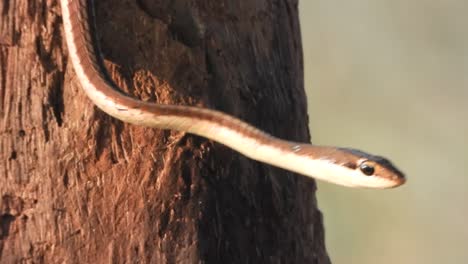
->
0;0;330;263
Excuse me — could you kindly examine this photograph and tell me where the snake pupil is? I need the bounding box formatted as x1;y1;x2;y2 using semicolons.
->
360;163;375;176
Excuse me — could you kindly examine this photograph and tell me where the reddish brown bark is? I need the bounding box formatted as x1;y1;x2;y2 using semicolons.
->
0;0;330;263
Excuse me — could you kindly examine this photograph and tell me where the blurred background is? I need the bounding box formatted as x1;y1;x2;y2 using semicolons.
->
299;1;467;263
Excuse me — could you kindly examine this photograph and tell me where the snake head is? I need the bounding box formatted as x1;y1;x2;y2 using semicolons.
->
338;148;406;188
285;145;406;188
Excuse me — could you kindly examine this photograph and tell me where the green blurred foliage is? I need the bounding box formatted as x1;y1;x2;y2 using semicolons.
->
299;1;468;263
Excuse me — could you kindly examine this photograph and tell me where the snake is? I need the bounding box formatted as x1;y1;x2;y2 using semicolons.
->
60;0;406;189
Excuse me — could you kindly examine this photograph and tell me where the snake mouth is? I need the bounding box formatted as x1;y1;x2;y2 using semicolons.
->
395;176;407;187
360;174;406;189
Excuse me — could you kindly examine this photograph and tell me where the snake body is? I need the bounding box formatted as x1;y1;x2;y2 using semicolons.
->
61;0;406;188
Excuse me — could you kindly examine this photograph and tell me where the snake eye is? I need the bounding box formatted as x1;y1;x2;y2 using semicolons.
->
359;162;375;176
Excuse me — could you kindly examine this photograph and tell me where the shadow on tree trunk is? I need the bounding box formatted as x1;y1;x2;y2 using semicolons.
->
0;0;330;263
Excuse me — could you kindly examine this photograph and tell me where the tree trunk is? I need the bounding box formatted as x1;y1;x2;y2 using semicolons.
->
0;0;330;263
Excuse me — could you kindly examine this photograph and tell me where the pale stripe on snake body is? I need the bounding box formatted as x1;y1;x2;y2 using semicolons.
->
60;0;406;189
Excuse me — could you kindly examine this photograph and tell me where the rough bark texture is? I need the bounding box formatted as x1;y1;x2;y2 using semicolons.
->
0;0;330;263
